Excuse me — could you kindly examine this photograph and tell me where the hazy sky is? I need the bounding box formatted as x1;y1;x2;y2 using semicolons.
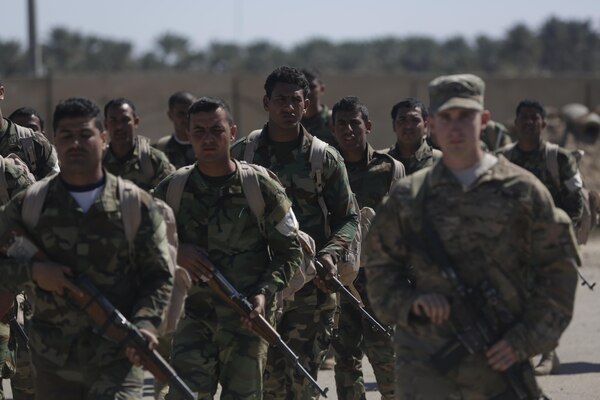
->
3;0;599;53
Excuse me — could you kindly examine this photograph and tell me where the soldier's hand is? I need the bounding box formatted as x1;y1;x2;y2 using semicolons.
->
313;254;337;293
126;328;158;368
411;293;450;325
241;294;266;334
31;261;83;297
177;243;213;282
486;340;519;371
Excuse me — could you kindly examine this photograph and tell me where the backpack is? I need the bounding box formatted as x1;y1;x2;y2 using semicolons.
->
544;144;599;245
137;136;155;182
243;130;363;289
20;176;183;336
13;124;38;174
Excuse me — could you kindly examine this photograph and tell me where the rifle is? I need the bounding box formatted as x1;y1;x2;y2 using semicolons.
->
205;266;329;398
314;260;392;338
7;305;29;351
0;224;196;400
405;219;541;400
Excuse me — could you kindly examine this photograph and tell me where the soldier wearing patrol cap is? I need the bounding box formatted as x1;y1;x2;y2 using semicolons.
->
363;73;578;399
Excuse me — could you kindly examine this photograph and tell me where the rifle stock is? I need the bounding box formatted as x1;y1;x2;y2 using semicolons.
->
206;267;329;398
314;260;392;338
0;224;196;400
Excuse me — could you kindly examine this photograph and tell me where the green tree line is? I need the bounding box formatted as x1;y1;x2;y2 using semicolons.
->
1;16;598;77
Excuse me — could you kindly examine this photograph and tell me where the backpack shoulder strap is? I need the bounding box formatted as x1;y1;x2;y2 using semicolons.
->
137;136;155;181
243;130;263;163
165;166;195;214
381;152;406;190
118;177;142;246
0;157;8;205
309;136;330;237
500;142;518;159
154;135;171;152
14;124;37;172
544;142;560;188
21;178;52;230
236;160;266;235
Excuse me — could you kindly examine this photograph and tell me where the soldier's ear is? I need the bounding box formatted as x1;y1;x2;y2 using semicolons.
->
230;125;238;140
303;98;310;112
263;95;269;111
365;119;373;134
481;110;491;126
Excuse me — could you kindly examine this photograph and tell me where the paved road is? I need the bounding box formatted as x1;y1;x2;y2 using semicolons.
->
4;237;600;399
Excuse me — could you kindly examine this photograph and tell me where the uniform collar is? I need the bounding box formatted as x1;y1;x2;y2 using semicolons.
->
429;154;507;191
255;123;314;153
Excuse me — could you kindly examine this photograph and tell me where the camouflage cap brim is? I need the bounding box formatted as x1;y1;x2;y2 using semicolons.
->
436;97;484;113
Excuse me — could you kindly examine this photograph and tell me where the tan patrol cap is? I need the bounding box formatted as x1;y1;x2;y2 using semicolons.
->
428;74;485;114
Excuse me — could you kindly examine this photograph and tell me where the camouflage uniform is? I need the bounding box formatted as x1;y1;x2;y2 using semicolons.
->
153;135;196;169
0;118;59;180
332;145;395;400
0;156;35;400
0;172;173;400
496;140;585;226
386;137;442;175
481;120;512;152
103;136;175;191
302;105;337;147
363;156;578;399
154;164;303;400
231;125;359;400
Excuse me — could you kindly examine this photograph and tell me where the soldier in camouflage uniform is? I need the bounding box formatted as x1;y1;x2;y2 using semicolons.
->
231;66;358;400
103;98;175;191
329;97;399;400
0;155;35;400
386;98;442;175
0;82;59;180
153;91;197;169
0;97;174;400
363;74;578;399
155;97;303;400
480;119;512;152
497;99;585;375
8;107;46;137
300;68;337;147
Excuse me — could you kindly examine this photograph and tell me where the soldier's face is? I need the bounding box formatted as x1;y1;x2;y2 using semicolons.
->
11;114;44;134
332;110;371;155
105;104;139;149
168;102;191;137
307;78;324;104
54;116;107;173
515;107;546;141
430;108;487;154
394;107;427;146
188;108;237;164
264;83;309;130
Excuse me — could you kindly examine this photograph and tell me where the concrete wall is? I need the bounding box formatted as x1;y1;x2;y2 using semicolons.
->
2;72;599;149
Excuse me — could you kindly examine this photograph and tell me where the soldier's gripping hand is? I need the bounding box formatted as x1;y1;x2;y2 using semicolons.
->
177;243;214;282
126;329;159;367
31;261;84;298
486;340;518;371
241;294;266;334
314;253;337;293
411;293;450;325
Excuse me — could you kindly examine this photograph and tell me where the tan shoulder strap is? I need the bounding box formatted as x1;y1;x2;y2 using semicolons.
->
545;142;560;188
137;136;155;181
22;178;52;229
117;177;142;246
382;153;406;190
309;136;330;237
0;157;8;205
236;160;266;235
165;165;195;214
14;124;37;172
243;129;262;163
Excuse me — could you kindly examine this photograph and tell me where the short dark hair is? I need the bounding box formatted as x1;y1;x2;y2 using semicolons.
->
332;96;370;124
168;91;195;110
300;68;322;84
264;66;310;99
391;98;429;121
187;96;234;126
53;97;103;132
8;107;45;131
104;97;137;118
516;99;546;119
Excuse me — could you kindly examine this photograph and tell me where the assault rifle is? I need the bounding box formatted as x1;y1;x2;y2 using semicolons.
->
0;224;196;400
205;266;329;398
405;220;541;400
314;260;392;338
